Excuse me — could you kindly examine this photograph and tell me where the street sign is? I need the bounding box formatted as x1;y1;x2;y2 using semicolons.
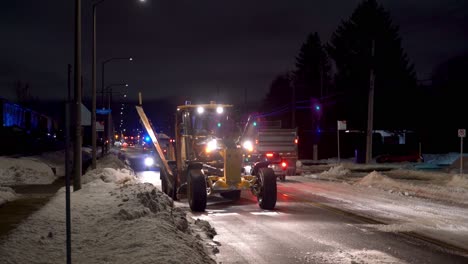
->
458;129;466;138
337;120;347;131
96;108;112;115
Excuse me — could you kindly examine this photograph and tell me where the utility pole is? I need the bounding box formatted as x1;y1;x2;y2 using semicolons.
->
365;39;375;164
107;87;112;148
101;62;106;156
74;0;82;191
65;64;72;264
91;2;98;169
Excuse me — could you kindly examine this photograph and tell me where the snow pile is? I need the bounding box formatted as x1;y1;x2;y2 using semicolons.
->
0;157;56;185
0;186;17;206
82;168;135;185
320;165;350;178
95;154;127;169
357;171;400;189
0;155;216;264
354;170;468;205
447;174;468;189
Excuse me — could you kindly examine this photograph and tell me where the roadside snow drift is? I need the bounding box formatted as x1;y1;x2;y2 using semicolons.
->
0;157;56;185
0;186;17;206
0;155;216;264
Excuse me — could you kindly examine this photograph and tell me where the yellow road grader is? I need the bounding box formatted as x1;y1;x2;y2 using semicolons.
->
136;100;277;212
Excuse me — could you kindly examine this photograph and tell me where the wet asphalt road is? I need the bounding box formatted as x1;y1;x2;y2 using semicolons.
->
122;147;468;264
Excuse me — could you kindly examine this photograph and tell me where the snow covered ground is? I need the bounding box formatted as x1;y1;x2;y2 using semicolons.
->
301;162;468;251
2;151;467;262
0;156;57;185
0;186;17;206
0;154;216;264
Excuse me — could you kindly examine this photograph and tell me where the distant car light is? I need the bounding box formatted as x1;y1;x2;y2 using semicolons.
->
216;106;224;114
144;157;154;167
197;106;204;114
242;140;254;152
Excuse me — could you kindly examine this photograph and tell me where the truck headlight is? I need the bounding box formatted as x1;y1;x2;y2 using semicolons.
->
144;157;154;166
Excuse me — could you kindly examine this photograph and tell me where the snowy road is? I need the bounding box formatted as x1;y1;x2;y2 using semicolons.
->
196;180;468;264
122;147;468;263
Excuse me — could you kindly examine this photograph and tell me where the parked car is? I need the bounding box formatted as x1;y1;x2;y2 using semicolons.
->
376;153;423;163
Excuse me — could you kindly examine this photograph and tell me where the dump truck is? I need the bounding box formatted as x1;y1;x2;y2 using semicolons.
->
238;116;298;181
136;100;277;212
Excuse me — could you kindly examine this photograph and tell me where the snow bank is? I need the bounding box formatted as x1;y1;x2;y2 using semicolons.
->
0;157;56;185
354;170;468;205
0;156;216;264
0;186;17;206
447;174;468;189
95;153;127;169
357;171;400;189
82;168;135;185
320;165;350;178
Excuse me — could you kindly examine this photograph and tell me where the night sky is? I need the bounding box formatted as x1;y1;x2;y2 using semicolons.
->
1;0;467;105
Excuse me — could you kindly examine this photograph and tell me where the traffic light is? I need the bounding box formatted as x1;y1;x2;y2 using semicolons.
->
315;105;320;111
253;121;257;126
217;122;221;128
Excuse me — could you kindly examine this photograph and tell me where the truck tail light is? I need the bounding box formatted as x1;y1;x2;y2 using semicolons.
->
294;138;298;144
281;162;287;169
266;153;274;157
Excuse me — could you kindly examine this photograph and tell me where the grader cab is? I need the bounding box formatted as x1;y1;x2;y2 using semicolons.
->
136;101;277;212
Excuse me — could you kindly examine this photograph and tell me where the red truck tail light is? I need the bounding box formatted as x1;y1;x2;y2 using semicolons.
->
294;138;298;144
266;153;274;157
281;161;287;169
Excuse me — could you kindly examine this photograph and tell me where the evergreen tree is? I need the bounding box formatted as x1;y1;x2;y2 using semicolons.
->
327;0;417;130
289;32;333;158
293;32;332;101
261;72;293;127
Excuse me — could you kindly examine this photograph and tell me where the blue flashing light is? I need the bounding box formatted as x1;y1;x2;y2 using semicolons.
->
253;121;257;126
315;105;321;111
144;136;150;142
217;122;221;128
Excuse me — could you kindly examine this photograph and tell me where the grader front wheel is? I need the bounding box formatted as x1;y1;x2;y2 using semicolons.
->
188;170;207;212
257;168;277;210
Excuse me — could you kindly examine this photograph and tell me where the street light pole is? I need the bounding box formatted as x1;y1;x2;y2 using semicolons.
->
74;0;82;192
91;0;105;169
365;39;375;164
100;57;132;155
105;84;128;148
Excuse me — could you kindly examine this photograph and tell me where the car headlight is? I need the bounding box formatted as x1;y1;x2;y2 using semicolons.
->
144;157;154;166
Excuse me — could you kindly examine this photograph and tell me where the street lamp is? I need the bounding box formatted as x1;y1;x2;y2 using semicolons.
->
100;58;131;154
101;58;132;107
105;83;128;148
90;0;106;171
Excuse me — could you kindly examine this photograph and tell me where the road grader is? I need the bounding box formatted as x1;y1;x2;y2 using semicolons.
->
136;100;277;212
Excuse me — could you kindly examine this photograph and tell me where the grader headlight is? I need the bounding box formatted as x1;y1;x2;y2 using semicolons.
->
205;139;218;153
